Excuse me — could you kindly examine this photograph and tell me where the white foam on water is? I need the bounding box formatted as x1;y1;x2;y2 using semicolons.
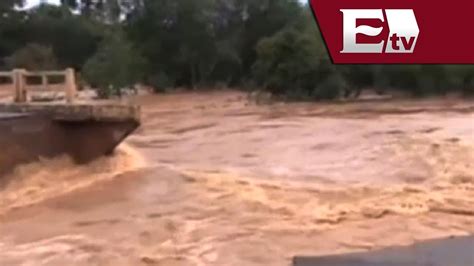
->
0;143;147;215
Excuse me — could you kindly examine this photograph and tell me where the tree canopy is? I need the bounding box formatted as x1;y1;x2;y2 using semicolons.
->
0;0;471;99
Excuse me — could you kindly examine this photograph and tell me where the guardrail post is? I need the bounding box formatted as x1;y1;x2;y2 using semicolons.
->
65;68;77;103
13;69;27;103
42;73;48;91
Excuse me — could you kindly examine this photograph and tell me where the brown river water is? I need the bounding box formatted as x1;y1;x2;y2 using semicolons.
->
0;91;473;266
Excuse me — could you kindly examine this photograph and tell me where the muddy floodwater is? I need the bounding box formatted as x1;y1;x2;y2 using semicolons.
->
1;91;473;266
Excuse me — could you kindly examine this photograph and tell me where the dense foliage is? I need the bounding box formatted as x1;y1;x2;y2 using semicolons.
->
0;0;472;99
82;32;145;98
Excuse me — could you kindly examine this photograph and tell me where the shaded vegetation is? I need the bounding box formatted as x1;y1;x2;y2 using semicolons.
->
82;32;145;98
0;0;472;99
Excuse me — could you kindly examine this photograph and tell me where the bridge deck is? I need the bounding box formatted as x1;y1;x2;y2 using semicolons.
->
0;102;140;123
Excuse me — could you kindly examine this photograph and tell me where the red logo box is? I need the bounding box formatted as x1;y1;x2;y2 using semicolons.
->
309;0;474;64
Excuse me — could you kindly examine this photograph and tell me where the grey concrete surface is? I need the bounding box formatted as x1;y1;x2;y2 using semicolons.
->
294;236;474;266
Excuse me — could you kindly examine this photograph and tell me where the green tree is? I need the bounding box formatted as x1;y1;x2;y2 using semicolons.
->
6;43;58;70
0;0;23;13
125;0;303;89
61;0;143;22
0;1;28;68
252;10;344;100
25;5;104;70
82;33;145;98
126;0;218;88
234;0;303;77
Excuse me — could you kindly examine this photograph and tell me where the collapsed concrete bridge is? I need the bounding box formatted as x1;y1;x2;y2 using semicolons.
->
0;69;141;177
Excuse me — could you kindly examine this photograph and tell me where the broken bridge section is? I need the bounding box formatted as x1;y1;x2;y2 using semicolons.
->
0;103;141;177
